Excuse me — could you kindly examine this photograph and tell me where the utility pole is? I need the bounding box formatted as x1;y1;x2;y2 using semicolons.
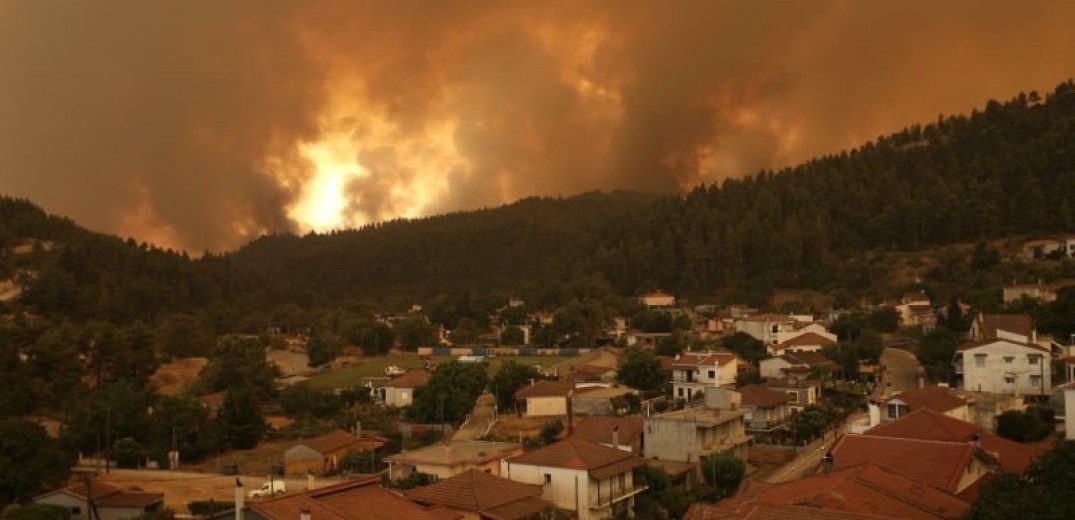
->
105;406;111;474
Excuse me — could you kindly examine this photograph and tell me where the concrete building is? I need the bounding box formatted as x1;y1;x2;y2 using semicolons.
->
381;370;431;408
35;482;163;520
570;386;635;416
764;376;821;411
643;407;749;463
953;339;1050;396
734;314;798;347
759;351;836;380
670;351;740;402
501;438;646;520
385;440;523;480
514;380;575;417
738;385;792;442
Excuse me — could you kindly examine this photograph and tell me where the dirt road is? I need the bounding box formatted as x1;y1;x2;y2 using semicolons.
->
454;393;496;440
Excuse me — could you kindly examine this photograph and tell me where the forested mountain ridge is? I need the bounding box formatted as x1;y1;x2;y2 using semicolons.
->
3;80;1075;321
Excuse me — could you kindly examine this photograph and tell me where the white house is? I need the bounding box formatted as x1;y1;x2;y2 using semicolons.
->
867;385;969;426
35;482;163;520
514;380;575;417
381;370;431;408
734;314;798;346
1023;235;1075;260
670;351;740;401
769;331;836;356
638;291;676;308
968;313;1036;344
953;339;1051;396
759;351;836;380
501;438;646;520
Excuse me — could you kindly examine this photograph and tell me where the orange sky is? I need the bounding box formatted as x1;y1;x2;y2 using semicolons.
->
1;0;1073;251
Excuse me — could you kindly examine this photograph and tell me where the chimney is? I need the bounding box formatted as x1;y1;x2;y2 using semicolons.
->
306;470;314;491
612;426;620;449
972;432;981;450
300;508;310;520
822;452;834;475
234;478;244;520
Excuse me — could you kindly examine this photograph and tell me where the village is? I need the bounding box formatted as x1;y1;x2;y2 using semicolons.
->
28;234;1075;520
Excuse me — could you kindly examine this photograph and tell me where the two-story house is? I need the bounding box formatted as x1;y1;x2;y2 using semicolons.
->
501;438;646;520
868;385;969;426
953;338;1051;396
737;385;792;442
764;374;821;411
643;407;749;463
734;314;798;346
670;352;740;401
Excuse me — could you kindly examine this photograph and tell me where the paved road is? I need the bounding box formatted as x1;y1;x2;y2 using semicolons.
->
764;410;864;483
455;393;496;440
877;347;923;396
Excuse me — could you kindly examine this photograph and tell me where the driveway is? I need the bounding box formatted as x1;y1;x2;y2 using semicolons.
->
454;393;496;440
876;347;923;397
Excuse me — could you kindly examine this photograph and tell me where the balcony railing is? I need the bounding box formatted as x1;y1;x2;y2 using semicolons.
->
591;484;648;510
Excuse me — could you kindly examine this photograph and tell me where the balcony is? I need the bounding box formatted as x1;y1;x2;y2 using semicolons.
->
591;484;648;510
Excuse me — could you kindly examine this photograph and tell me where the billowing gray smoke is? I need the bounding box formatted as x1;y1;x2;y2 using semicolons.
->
1;0;1072;251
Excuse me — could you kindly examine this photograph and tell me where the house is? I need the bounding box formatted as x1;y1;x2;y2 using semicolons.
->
236;476;441;520
968;313;1036;344
1002;280;1075;303
623;331;673;349
643;407;749;463
738;385;792;441
638;291;676;308
687;462;969;520
568;416;644;453
764;375;821;411
514;380;575;417
864;408;1044;475
570;386;635;416
284;429;386;476
893;292;936;330
734;313;797;346
403;469;556;520
870;385;969;424
382;370;431;408
670;351;741;402
952;338;1050;396
500;438;647;520
827;434;991;494
1022;235;1075;260
759;351;836;379
385;440;523;480
35;482;164;520
770;331;836;356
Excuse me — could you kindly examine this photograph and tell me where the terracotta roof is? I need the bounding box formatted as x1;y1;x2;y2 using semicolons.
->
885;386;966;414
978;314;1033;339
386;370;432;389
403;470;545;514
778;351;836;366
423;506;464;520
672;351;740;368
385;441;523;468
764;377;820;390
506;437;644;478
295;429;382;455
956;338;1048;353
685;502;901;520
828;435;976;493
777;332;836;348
750;463;968;520
252;478;438;520
739;384;790;408
514;379;575;399
864;409;1043;474
482;496;554;520
568;415;644;449
40;482;162;509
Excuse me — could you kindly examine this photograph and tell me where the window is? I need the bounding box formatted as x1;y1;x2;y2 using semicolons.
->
887;403;910;418
677;388;684;397
708;370;716;379
974;354;987;367
1003;356;1014;364
1004;376;1015;384
544;473;552;484
70;508;81;516
786;391;799;403
771;325;779;334
1030;375;1043;387
1029;355;1041;365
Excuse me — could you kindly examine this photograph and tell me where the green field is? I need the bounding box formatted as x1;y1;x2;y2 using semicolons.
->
306;354;572;390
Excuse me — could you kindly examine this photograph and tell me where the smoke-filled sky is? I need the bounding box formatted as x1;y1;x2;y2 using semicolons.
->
2;1;1073;252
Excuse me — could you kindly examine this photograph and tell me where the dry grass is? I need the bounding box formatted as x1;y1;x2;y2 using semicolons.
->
149;358;208;396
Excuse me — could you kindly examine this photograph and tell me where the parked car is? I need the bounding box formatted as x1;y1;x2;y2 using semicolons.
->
247;481;286;498
385;365;406;376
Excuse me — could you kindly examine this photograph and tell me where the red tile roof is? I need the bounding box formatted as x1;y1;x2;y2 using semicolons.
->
828;435;976;493
977;314;1033;339
39;482;162;509
385;370;432;389
777;332;836;348
777;351;836;366
506;437;645;478
685;502;901;520
252;478;438;520
514;379;575;399
672;351;740;368
739;385;790;408
864;409;1043;474
568;415;644;449
885;386;966;414
403;470;548;518
751;463;969;520
295;429;383;455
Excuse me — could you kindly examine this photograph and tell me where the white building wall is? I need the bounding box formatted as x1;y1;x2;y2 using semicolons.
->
759;358;792;379
523;396;568;417
1066;388;1075;441
959;341;1051;395
383;387;415;407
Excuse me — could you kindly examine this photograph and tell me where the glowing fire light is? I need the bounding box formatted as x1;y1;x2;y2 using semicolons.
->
289;133;366;232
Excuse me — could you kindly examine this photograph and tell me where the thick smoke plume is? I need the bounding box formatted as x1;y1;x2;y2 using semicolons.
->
1;0;1073;251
